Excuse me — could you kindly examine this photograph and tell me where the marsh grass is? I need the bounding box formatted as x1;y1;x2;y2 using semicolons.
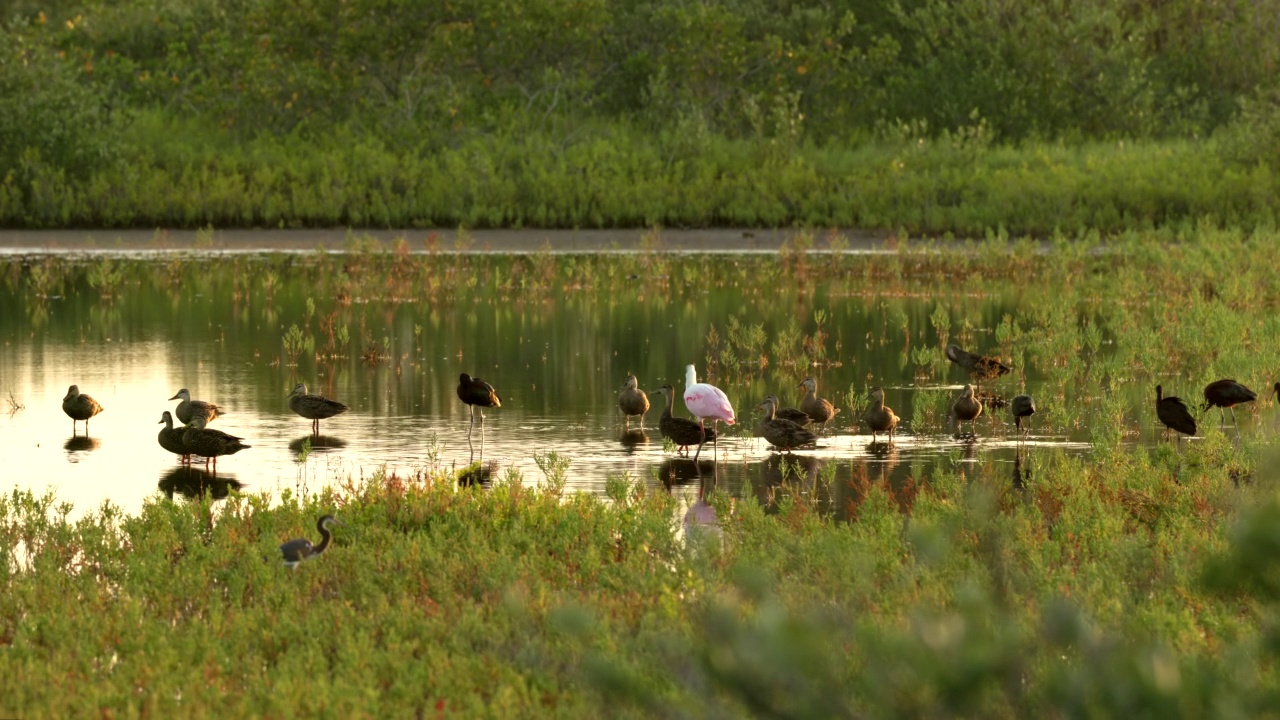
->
1;434;1277;716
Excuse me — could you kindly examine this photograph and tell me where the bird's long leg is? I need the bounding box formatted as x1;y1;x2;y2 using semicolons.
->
713;419;719;462
467;405;475;444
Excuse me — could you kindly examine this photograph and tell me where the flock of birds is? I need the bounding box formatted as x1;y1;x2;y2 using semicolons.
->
55;343;1277;567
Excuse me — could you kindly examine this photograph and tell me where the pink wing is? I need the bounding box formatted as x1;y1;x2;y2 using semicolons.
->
684;383;736;424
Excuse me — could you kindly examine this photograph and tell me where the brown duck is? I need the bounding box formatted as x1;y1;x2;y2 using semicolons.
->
617;373;650;428
62;385;104;435
758;396;817;452
798;377;839;432
182;416;250;473
287;383;349;435
863;387;900;443
953;384;983;436
169;388;223;425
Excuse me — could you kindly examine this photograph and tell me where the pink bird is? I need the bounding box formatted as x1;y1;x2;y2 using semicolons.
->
683;364;735;461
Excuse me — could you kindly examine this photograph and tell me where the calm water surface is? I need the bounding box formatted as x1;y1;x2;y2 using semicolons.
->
1;237;1230;519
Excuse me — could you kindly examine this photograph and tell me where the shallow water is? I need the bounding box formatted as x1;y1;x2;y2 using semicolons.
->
0;239;1251;519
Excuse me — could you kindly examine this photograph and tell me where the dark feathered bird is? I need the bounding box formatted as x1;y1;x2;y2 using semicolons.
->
458;373;501;443
655;384;716;455
953;384;984;436
280;515;342;569
617;373;650;428
287;383;349;435
169;388;222;425
62;385;103;436
863;387;900;443
798;377;839;432
773;404;812;426
945;344;1010;387
1155;385;1196;443
1011;394;1036;436
1202;379;1256;430
157;411;191;465
182;416;250;473
757;397;818;451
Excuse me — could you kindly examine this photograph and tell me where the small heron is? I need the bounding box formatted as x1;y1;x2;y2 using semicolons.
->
62;385;104;436
280;515;343;569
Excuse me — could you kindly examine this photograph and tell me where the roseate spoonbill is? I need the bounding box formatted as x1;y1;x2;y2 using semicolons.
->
655;384;716;455
683;364;735;460
1011;395;1036;437
617;373;650;428
953;384;983;436
1155;385;1196;444
62;385;103;436
863;387;900;443
458;373;501;444
287;383;349;435
169;388;223;425
945;344;1010;389
757;397;817;452
1202;379;1256;430
157;411;191;465
798;377;839;432
182;416;250;473
280;515;342;569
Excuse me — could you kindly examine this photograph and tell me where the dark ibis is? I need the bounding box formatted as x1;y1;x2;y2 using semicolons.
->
457;373;501;444
1155;384;1197;444
1202;379;1256;430
1011;395;1036;437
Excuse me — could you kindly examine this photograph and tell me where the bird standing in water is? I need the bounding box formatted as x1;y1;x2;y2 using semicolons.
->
458;373;501;444
757;396;817;452
863;387;900;444
953;384;983;437
1155;384;1197;445
157;411;191;465
1202;379;1256;431
1011;395;1036;438
279;515;342;569
182;416;250;473
62;385;104;436
287;383;349;435
683;365;735;461
169;388;223;425
617;373;650;429
798;377;839;433
655;384;717;456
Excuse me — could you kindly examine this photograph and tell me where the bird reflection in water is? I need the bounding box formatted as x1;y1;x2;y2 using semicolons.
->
658;457;715;489
1012;448;1031;492
64;435;101;458
158;466;244;501
288;435;348;456
754;453;820;511
456;460;497;487
660;461;721;544
618;428;649;451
